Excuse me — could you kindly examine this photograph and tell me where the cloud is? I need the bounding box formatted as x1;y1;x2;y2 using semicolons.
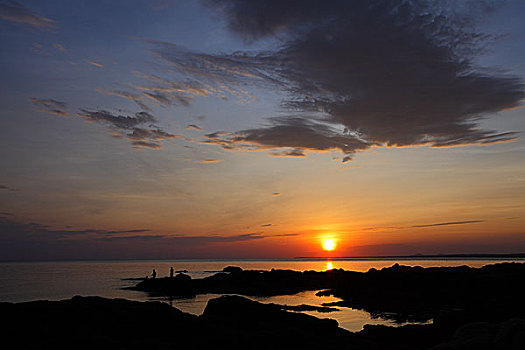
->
203;116;372;161
270;149;306;158
31;43;67;56
147;40;260;103
362;219;486;232
105;229;152;234
77;109;178;149
185;124;202;131
0;217;303;260
261;223;272;227
0;217;270;245
87;60;103;68
78;109;154;128
98;231;287;244
0;184;20;192
157;0;524;161
195;159;222;163
96;89;152;111
272;192;280;196
98;235;167;242
98;232;274;244
272;233;298;237
411;220;485;228
0;1;55;29
0;217;153;241
52;43;67;53
340;165;361;171
31;98;69;117
97;70;205;110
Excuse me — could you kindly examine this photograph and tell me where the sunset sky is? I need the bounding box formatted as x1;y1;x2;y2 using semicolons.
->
1;0;524;261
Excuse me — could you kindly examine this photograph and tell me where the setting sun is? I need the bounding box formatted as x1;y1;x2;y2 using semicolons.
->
322;239;337;251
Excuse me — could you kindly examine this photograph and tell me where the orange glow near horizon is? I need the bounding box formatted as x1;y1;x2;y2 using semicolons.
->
322;238;337;251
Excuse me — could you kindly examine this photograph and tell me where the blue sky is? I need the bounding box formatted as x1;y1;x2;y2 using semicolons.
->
1;0;524;260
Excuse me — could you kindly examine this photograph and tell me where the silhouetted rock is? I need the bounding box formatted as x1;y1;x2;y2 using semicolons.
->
431;318;525;350
0;296;199;349
272;303;339;313
132;262;525;325
132;267;347;297
222;266;243;273
199;295;351;349
120;262;525;348
0;295;367;349
321;262;525;324
2;291;524;349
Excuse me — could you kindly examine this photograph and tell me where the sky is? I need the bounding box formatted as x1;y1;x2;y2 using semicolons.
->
0;0;524;261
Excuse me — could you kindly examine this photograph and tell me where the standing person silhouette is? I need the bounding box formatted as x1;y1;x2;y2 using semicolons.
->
152;269;157;279
170;266;174;278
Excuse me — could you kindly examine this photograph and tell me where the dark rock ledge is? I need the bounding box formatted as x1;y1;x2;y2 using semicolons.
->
2;294;524;349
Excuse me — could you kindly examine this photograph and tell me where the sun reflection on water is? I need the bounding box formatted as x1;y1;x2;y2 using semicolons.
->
326;261;333;270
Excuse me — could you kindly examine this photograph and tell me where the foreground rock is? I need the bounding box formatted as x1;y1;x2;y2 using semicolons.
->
0;295;377;349
2;295;523;349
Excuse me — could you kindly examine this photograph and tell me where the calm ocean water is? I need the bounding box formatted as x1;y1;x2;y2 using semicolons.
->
0;258;522;332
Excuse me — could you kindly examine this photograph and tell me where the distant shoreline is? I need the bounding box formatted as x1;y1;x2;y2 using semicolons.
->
295;253;525;260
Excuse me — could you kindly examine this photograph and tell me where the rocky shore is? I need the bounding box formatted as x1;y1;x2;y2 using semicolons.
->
133;262;525;322
2;263;524;349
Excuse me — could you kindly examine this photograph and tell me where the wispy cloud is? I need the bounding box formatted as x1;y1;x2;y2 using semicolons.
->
96;89;151;111
0;217;303;260
340;165;361;171
98;235;166;242
96;70;206;110
0;184;20;192
411;220;485;228
195;159;222;163
362;219;486;232
31;42;67;56
77;109;178;149
270;149;306;158
156;0;524;161
87;60;103;68
30;98;69;117
0;1;55;29
185;124;202;131
0;217;152;241
52;43;66;53
0;217;275;246
98;232;269;244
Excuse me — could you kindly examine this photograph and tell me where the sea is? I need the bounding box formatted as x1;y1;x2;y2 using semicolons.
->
0;258;522;332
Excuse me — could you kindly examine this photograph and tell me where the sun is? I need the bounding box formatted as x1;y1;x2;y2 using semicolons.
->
322;238;336;251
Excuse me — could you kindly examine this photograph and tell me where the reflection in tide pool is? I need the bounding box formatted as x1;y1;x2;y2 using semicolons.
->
156;289;430;332
256;290;432;332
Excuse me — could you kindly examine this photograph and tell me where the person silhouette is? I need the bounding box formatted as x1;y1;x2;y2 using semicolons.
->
170;266;174;278
152;269;157;279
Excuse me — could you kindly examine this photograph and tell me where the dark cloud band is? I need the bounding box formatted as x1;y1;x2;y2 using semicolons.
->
158;0;524;161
